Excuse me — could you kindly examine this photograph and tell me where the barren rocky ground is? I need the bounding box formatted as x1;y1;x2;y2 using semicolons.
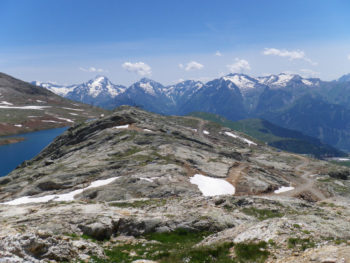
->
0;106;350;262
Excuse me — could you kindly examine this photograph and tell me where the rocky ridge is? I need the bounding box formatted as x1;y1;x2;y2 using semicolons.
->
0;106;350;262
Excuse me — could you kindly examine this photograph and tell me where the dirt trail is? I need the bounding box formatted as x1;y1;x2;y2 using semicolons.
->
279;155;327;201
184;117;327;200
226;163;248;195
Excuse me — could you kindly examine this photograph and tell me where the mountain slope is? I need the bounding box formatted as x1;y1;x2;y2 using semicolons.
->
180;77;247;120
262;94;350;152
338;73;350;83
189;112;346;158
1;106;350;262
0;72;107;136
114;78;176;115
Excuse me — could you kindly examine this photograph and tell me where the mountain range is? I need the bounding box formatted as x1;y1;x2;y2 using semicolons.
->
33;73;350;152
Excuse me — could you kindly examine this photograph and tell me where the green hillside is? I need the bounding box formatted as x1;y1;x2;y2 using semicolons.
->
189;112;347;158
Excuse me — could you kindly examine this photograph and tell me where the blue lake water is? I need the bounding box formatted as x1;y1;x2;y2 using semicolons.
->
0;127;67;177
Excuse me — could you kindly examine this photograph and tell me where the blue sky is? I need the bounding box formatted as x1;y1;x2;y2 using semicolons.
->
0;0;350;85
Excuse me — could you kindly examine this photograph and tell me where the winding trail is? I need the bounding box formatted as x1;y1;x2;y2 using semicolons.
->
278;156;327;201
184;116;327;201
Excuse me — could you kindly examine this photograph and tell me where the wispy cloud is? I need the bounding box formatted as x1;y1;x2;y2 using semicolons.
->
263;48;317;65
79;67;106;73
215;51;222;57
179;61;204;71
122;62;152;76
227;58;251;73
348;54;350;60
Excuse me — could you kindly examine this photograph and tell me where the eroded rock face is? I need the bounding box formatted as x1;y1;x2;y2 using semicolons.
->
1;106;350;262
0;232;104;262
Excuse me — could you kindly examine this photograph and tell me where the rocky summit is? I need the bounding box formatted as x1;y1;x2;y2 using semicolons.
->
1;106;350;262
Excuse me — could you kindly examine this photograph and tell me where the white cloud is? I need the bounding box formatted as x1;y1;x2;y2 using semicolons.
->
122;62;152;76
300;68;320;78
79;67;105;73
215;51;222;57
179;61;204;71
227;58;251;73
263;48;317;65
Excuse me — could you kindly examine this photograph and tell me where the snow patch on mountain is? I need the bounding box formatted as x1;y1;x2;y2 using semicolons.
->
33;81;76;96
257;73;295;87
190;174;235;196
139;82;156;96
223;75;256;92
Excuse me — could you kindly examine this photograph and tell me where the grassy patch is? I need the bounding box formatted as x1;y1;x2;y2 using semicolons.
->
89;228;272;263
287;237;315;251
242;207;283;221
234;241;269;263
330;160;350;168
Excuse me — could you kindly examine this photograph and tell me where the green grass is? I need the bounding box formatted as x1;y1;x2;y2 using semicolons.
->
89;229;271;263
330;160;350;168
234;241;269;263
242;207;283;221
287;237;315;251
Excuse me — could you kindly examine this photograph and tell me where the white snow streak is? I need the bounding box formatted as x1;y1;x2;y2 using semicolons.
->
56;117;74;123
42;120;62;123
2;177;120;205
274;186;294;194
114;124;129;129
224;131;238;138
224;131;257;146
62;107;84;111
0;101;13;105
0;105;50;110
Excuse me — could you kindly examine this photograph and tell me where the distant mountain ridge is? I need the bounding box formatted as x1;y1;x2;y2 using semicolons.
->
33;72;350;152
189;112;346;158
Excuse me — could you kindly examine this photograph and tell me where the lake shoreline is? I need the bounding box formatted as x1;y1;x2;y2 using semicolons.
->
0;127;68;177
0;137;25;146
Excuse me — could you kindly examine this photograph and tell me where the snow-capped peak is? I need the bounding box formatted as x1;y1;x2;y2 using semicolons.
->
164;80;204;99
32;81;76;96
257;73;299;87
257;73;320;88
84;76;125;98
223;74;257;91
